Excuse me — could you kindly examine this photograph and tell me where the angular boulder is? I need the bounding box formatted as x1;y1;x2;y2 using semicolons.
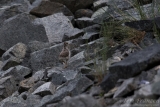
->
32;82;56;97
34;13;74;43
30;1;73;17
0;13;48;50
40;76;93;106
101;44;160;92
50;0;94;13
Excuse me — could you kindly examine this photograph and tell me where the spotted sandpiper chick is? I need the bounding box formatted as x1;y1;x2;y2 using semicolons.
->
59;42;71;68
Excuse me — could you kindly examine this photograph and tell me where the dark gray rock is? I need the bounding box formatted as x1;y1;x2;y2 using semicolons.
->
0;4;27;27
0;13;48;50
68;51;86;69
30;43;63;71
83;24;100;33
2;43;27;61
0;76;19;101
14;65;31;78
1;67;24;83
113;78;137;98
1;57;21;71
101;44;160;92
39;76;93;106
48;68;79;85
62;28;84;42
27;41;51;53
50;0;93;13
82;32;99;42
124;20;153;31
93;0;109;11
30;1;73;17
32;82;56;97
78;66;92;74
154;17;160;30
75;9;93;18
34;13;74;43
50;71;67;85
76;17;95;29
57;94;103;107
1;65;31;80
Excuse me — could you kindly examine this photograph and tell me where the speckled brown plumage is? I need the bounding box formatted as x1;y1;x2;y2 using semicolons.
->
59;42;71;68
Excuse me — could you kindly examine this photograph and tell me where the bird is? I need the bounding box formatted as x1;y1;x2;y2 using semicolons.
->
59;42;71;68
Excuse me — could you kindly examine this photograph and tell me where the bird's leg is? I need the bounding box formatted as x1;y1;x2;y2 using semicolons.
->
64;60;68;68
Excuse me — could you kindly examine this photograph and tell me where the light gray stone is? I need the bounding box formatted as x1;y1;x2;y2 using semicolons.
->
34;13;74;43
32;82;56;97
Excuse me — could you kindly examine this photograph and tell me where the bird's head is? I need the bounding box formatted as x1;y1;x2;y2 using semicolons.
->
63;42;69;49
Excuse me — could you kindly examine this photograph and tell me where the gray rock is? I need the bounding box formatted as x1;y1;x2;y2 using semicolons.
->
14;65;31;78
2;43;27;61
113;78;137;98
78;66;92;74
0;4;26;27
68;51;85;69
34;13;74;43
28;81;45;93
0;13;48;50
30;1;73;17
135;84;156;99
0;0;30;9
1;57;21;71
58;94;102;107
30;43;63;71
101;44;160;92
125;20;153;31
62;28;84;42
76;17;95;29
32;82;56;97
0;76;18;101
93;0;109;11
82;32;99;42
0;92;41;107
48;68;79;85
50;0;93;13
1;67;24;83
83;24;100;33
40;76;93;106
75;9;93;18
27;41;51;53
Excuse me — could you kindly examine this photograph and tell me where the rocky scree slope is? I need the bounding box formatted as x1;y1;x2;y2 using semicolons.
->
0;0;160;107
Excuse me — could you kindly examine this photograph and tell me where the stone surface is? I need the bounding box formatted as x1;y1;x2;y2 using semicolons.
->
124;20;153;31
30;1;73;17
27;40;51;53
101;44;160;92
62;28;84;42
75;9;93;18
2;43;27;61
32;82;56;97
0;76;19;101
68;51;85;69
34;13;74;43
30;43;63;71
82;32;99;42
50;0;94;13
113;78;137;98
0;13;48;50
1;67;24;83
58;94;103;107
39;76;93;106
76;17;95;29
1;57;21;71
0;4;27;27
